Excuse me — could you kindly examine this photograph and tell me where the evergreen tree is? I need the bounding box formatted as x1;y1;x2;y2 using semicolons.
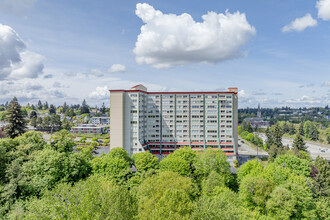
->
43;101;49;110
289;123;296;135
265;127;274;146
101;102;106;114
293;133;307;152
80;99;90;114
247;121;253;133
62;118;72;131
4;97;26;138
309;123;319;141
273;122;283;148
49;104;56;115
37;100;43;110
298;122;304;136
4;101;8;109
282;121;290;134
63;102;68;113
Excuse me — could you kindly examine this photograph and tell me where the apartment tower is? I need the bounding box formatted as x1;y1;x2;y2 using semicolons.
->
110;85;238;160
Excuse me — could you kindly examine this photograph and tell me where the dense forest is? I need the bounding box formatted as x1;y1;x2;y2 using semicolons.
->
0;130;329;219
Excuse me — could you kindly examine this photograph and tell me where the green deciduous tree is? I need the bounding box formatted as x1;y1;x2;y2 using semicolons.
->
194;149;231;185
192;188;258;220
313;156;330;197
160;155;191;176
239;174;274;213
49;130;75;153
5;97;26;138
266;186;297;219
21;176;137;220
274;155;311;177
137;171;195;220
132;151;158;173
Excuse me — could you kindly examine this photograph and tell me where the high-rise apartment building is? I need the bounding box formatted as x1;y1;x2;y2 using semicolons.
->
109;85;238;160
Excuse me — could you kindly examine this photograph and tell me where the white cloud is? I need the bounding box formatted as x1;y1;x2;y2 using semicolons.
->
90;69;103;77
134;3;256;69
23;81;43;90
0;24;44;80
322;80;330;86
89;86;109;99
0;0;37;15
282;14;317;32
316;0;330;20
108;64;126;73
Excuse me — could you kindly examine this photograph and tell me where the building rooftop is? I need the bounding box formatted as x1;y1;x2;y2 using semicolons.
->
110;85;238;94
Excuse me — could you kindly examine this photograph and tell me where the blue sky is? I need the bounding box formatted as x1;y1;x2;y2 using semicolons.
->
0;0;329;107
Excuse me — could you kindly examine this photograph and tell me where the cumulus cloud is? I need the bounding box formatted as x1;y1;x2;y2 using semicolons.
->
89;86;109;99
282;14;317;32
0;80;67;103
316;0;330;20
53;81;69;88
0;24;44;80
24;81;43;90
108;64;126;73
43;74;53;79
134;3;256;68
0;0;37;15
286;95;324;105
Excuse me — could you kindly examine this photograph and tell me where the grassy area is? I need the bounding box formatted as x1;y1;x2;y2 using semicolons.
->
72;133;109;140
283;133;329;145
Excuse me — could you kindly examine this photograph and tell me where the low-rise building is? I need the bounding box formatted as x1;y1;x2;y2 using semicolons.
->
90;117;110;125
70;124;107;134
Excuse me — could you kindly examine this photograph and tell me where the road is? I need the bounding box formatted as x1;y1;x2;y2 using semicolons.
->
257;133;330;161
237;137;268;165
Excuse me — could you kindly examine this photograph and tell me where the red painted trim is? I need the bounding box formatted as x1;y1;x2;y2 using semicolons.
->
220;142;233;145
147;142;160;145
162;142;175;145
131;84;143;89
205;142;219;145
224;153;235;155
109;90;236;95
191;142;203;145
222;148;234;150
177;142;190;145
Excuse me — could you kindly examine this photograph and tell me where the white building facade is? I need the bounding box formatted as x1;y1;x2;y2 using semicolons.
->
109;85;238;160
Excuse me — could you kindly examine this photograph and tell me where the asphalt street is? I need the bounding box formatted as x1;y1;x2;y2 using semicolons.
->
257;133;330;161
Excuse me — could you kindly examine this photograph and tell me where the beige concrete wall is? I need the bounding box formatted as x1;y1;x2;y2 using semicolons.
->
233;93;239;155
123;93;132;154
110;92;124;148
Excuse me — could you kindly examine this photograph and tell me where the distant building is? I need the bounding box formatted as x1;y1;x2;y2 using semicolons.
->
325;115;330;121
70;124;107;134
243;104;270;128
90;117;110;125
109;84;238;160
